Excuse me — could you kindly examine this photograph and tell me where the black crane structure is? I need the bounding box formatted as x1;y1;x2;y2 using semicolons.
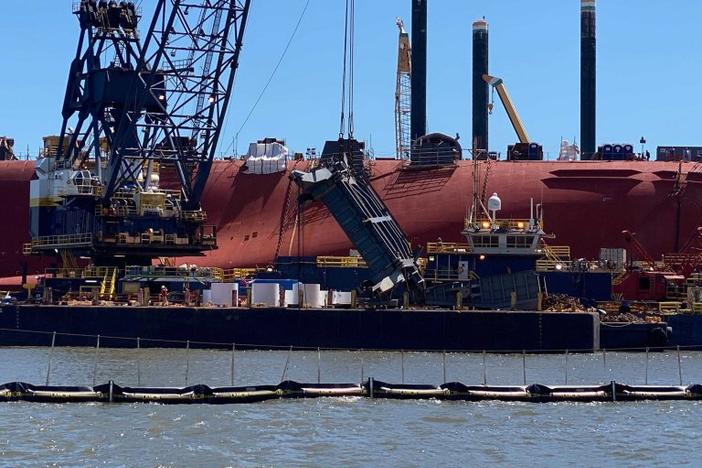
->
32;0;251;265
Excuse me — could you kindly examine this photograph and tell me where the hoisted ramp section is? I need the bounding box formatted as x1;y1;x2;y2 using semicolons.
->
291;156;425;297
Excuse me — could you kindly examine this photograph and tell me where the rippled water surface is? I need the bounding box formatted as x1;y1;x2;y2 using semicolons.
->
0;348;701;466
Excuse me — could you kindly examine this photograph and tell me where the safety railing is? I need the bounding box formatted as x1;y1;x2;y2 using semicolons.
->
29;233;93;250
542;244;572;261
426;242;471;254
658;302;682;314
123;265;226;281
316;256;368;268
56;184;102;197
182;210;207;222
464;218;542;232
109;206;138;217
424;268;479;282
46;266;122;280
536;259;573;272
222;268;258;281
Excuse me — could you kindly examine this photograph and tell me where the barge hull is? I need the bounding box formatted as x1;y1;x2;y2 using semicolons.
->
0;305;600;352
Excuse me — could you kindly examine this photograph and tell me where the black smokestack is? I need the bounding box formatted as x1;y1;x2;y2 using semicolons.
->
410;0;427;141
472;18;488;154
581;0;596;159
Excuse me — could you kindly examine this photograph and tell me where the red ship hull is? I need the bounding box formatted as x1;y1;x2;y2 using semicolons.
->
1;159;699;279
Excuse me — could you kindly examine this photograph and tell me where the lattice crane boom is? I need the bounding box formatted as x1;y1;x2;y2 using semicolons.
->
29;0;252;265
394;18;411;160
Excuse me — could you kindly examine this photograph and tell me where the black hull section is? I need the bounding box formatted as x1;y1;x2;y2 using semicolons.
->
0;305;600;352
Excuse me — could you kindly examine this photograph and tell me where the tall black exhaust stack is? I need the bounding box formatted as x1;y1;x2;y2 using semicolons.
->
581;0;596;160
410;0;427;141
472;18;489;155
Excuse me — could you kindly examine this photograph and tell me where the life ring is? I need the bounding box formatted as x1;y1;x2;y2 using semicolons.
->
457;266;465;274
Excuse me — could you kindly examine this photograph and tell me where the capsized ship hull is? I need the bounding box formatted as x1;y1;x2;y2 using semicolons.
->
0;159;700;279
179;159;700;269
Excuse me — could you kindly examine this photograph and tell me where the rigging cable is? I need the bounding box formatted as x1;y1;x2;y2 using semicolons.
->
348;0;355;138
338;0;349;137
221;0;311;155
339;0;355;138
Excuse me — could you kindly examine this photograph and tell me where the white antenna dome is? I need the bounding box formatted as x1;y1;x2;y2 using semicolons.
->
487;192;502;212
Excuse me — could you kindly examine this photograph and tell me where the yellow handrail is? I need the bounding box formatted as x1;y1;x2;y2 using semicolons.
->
426;242;471;254
30;233;93;249
536;259;572;272
316;256;368;268
541;243;571;262
465;218;542;231
222;268;258;281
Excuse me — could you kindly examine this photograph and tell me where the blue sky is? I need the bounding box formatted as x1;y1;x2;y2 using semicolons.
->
1;0;701;159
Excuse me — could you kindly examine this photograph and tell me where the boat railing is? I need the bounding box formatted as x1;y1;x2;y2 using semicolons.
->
464;218;542;232
537;259;610;273
536;260;573;272
541;244;572;262
424;268;479;282
426;242;472;254
316;256;368;268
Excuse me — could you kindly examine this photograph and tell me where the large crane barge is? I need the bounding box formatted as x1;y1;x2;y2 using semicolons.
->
0;0;700;352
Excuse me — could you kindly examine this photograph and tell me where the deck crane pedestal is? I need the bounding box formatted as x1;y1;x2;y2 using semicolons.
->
27;0;251;268
483;74;543;161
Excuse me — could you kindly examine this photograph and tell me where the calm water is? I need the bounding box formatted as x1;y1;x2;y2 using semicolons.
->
0;348;701;466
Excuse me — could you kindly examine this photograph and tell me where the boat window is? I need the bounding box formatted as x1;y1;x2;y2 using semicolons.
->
506;236;535;248
472;235;499;248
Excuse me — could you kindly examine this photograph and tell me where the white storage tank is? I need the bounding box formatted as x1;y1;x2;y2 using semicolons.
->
301;284;323;308
210;283;238;307
251;283;280;307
